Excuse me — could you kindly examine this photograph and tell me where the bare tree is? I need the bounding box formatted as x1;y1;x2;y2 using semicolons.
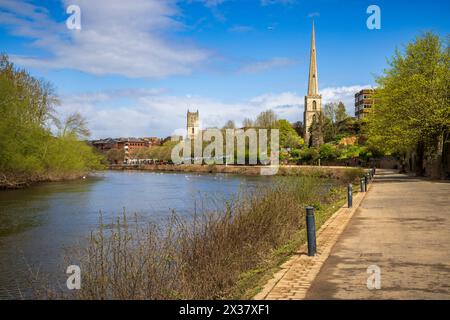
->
255;110;278;128
223;120;236;129
56;112;91;139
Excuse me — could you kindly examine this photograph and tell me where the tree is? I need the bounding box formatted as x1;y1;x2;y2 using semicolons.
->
222;120;236;129
106;149;125;164
323;102;348;142
277;119;304;149
335;102;348;123
55;112;91;139
292;121;304;137
242;118;254;128
367;32;450;176
308;114;324;147
255;110;278;128
0;54;103;186
324;102;338;123
322;115;336;142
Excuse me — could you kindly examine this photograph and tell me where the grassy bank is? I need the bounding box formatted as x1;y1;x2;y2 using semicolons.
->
35;171;361;300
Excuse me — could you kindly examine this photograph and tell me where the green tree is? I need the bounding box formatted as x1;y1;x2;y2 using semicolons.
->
0;54;104;187
277;119;304;149
335;102;348;123
308;114;324;148
367;32;450;176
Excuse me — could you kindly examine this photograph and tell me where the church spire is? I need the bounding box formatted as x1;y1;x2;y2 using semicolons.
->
307;20;319;96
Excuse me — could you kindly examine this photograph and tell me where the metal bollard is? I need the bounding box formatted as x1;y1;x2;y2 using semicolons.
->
348;183;353;208
360;178;365;192
305;206;317;256
364;174;369;192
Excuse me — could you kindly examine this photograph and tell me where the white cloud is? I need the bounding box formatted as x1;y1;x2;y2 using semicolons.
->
1;0;210;78
321;85;372;115
58;85;368;139
239;57;298;74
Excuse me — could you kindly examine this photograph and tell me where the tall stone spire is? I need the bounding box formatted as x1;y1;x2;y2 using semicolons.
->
303;20;322;146
307;21;319;96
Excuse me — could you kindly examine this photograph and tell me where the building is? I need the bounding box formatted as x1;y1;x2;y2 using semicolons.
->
355;89;376;119
91;137;152;162
303;21;322;145
187;110;200;140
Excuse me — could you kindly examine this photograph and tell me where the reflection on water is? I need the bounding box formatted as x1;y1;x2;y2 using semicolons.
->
0;170;274;299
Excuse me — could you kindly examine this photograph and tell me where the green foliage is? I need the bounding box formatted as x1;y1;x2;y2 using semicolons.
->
0;54;104;186
319;144;340;160
277;119;304;149
367;32;450;155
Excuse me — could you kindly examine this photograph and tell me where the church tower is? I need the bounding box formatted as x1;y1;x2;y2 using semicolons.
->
303;21;322;144
187;110;200;140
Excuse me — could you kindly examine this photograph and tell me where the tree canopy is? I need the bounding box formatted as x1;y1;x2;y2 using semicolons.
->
367;32;449;174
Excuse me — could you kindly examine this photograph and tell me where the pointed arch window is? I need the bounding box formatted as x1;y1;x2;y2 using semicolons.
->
312;101;317;111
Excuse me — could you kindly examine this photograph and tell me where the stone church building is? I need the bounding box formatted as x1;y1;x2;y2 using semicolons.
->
303;21;322;145
186;110;200;140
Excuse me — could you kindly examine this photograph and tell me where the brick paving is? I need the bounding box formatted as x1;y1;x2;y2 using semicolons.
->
254;182;369;300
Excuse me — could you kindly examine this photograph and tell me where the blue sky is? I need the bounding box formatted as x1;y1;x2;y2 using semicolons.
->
1;0;449;138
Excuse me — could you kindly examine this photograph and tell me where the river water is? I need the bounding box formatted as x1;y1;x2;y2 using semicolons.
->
0;170;276;299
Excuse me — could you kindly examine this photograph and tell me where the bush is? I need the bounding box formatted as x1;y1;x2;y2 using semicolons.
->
37;177;341;299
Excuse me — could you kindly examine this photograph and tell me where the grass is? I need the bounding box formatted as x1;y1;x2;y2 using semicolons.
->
34;171;362;300
230;188;348;299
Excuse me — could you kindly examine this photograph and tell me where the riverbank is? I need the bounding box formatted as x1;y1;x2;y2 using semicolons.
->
33;171;365;300
110;164;364;181
0;171;89;189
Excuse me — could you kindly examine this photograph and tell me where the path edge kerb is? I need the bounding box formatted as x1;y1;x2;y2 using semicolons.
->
253;178;374;300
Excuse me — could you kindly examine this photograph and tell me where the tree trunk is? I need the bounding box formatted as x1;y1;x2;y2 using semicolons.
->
415;140;425;176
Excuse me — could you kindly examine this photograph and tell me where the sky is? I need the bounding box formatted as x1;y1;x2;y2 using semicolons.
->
0;0;449;139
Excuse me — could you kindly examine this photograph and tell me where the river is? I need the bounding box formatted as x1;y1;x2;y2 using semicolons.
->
0;170;276;299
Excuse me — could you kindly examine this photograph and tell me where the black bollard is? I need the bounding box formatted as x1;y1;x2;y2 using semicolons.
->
364;174;369;192
360;178;365;192
348;183;353;208
305;206;316;256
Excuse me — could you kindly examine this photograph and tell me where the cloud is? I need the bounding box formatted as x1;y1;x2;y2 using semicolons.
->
0;0;210;78
239;57;298;74
57;85;368;139
321;85;371;114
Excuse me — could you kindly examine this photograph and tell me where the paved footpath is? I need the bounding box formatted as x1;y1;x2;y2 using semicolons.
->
256;169;450;300
306;169;450;299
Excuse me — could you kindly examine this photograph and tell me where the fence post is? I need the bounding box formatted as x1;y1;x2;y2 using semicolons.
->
348;183;353;208
305;206;316;256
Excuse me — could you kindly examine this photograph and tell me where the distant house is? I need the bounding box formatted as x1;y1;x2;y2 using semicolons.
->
92;137;156;162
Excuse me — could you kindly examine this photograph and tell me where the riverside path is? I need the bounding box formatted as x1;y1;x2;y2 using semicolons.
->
256;169;450;300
